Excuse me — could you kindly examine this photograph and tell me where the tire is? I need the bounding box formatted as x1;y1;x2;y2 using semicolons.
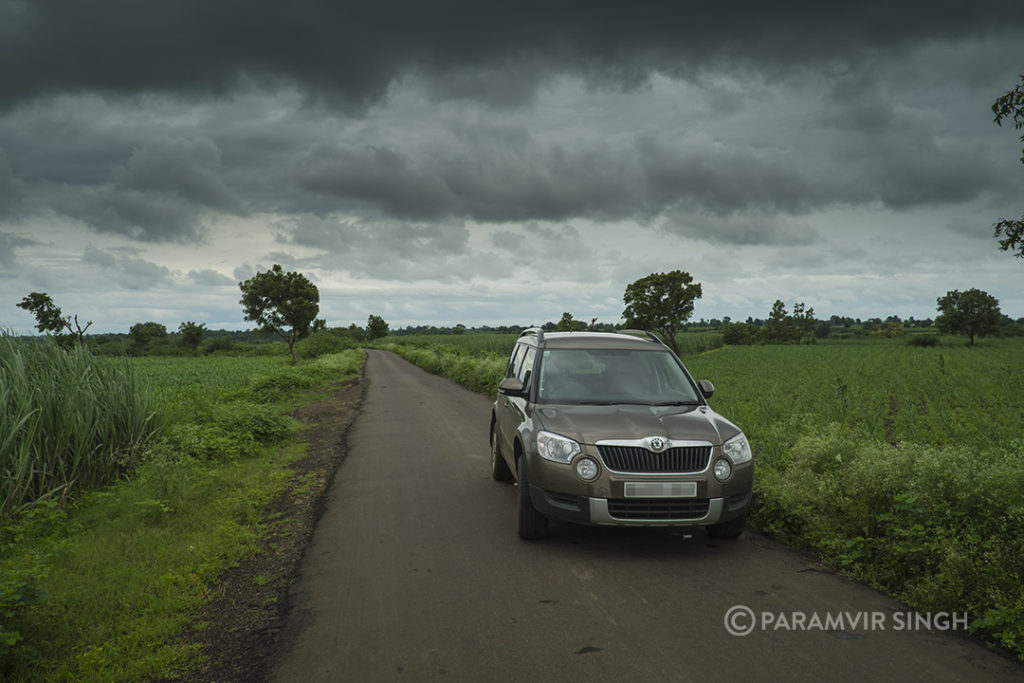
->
706;512;746;539
490;423;513;482
516;457;549;540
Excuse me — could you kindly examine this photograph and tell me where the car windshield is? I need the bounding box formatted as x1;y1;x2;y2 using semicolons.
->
536;348;701;405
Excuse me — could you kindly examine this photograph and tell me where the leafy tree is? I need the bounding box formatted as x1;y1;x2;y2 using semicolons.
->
622;270;702;355
992;74;1024;258
762;300;817;343
366;314;389;340
179;321;206;356
239;264;320;363
16;292;92;346
762;300;792;342
557;312;583;331
346;323;367;342
935;288;1002;345
129;322;168;352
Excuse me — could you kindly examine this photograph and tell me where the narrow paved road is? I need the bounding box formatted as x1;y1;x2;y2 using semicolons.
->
271;350;1022;682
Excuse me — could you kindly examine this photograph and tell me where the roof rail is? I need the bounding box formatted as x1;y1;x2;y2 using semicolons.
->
518;326;545;345
617;329;669;349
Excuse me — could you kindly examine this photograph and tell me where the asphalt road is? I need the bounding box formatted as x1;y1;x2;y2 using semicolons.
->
270;350;1023;682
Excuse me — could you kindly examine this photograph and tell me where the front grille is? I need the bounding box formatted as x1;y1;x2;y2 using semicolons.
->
607;498;710;520
597;445;711;473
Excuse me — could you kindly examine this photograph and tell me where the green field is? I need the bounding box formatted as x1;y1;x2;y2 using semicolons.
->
378;332;1024;658
1;346;364;681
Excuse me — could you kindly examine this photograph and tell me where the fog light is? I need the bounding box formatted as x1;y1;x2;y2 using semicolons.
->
575;457;600;481
713;458;732;482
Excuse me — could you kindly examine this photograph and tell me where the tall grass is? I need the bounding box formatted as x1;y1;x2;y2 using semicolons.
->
0;335;164;516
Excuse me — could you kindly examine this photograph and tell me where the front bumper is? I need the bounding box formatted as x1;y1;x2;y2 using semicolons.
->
530;486;752;527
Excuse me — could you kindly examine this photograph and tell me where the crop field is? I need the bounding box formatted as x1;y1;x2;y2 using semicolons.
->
1;343;364;681
379;333;1024;657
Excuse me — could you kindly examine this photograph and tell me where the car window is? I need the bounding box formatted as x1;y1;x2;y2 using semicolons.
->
516;346;536;385
506;343;524;378
537;348;700;405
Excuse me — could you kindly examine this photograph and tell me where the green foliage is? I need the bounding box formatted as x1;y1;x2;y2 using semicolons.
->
128;321;168;352
762;300;817;344
907;334;940;347
178;321;205;356
295;330;358;359
15;292;92;346
722;322;758;345
992;74;1024;258
365;314;389;340
238;264;320;362
0;349;365;680
0;334;165;516
557;312;583;331
936;288;1002;345
622;270;702;355
870;321;905;338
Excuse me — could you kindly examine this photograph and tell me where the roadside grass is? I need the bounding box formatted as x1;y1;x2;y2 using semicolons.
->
381;335;1024;659
0;349;365;681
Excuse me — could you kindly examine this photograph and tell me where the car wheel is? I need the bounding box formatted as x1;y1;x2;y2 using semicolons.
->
516;457;549;540
706;512;746;539
490;423;513;482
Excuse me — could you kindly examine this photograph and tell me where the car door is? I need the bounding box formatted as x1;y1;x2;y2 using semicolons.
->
496;342;534;461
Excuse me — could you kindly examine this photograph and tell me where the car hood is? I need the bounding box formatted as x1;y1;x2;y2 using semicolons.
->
533;403;740;446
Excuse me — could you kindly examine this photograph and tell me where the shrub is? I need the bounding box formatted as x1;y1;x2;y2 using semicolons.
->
907;334;940;347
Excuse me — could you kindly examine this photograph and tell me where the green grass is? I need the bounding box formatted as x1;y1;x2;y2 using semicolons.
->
1;349;365;681
1;335;165;517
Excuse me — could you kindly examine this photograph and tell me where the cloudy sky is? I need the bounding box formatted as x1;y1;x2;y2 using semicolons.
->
1;1;1023;333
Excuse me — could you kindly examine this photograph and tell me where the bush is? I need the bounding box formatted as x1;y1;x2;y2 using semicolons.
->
907;334;940;347
722;322;758;345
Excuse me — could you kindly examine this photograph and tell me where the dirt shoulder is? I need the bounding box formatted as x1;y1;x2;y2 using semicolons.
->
174;375;364;683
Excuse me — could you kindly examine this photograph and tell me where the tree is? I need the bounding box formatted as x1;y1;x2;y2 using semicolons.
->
992;74;1024;259
16;292;92;346
762;300;792;343
622;271;702;355
239;264;320;363
179;321;206;356
935;288;1002;345
366;314;389;340
557;312;583;331
129;321;168;352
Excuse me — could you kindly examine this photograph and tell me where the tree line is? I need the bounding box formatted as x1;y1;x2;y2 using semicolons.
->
14;267;1020;359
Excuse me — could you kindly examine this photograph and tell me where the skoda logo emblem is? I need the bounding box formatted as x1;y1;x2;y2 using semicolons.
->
649;437;666;452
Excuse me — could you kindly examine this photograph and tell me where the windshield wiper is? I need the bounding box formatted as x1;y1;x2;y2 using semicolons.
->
650;400;700;406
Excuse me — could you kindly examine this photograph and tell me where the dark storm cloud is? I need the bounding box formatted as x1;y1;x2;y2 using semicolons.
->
0;149;23;218
282;214;488;280
82;244;171;289
293;127;823;222
0;231;33;271
55;137;242;242
2;1;1022;110
819;75;1007;207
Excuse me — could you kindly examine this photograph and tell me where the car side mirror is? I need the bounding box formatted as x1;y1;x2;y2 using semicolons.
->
697;379;715;399
498;376;525;395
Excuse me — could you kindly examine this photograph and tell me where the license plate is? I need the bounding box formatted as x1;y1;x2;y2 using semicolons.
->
624;481;697;498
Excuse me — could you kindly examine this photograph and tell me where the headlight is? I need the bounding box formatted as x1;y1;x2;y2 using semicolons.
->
713;458;732;482
575;457;600;481
536;431;581;464
723;432;752;465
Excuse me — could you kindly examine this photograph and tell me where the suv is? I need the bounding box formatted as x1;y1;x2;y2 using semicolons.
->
490;329;752;540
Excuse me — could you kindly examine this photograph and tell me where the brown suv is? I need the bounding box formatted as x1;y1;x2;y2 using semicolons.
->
490;329;752;540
